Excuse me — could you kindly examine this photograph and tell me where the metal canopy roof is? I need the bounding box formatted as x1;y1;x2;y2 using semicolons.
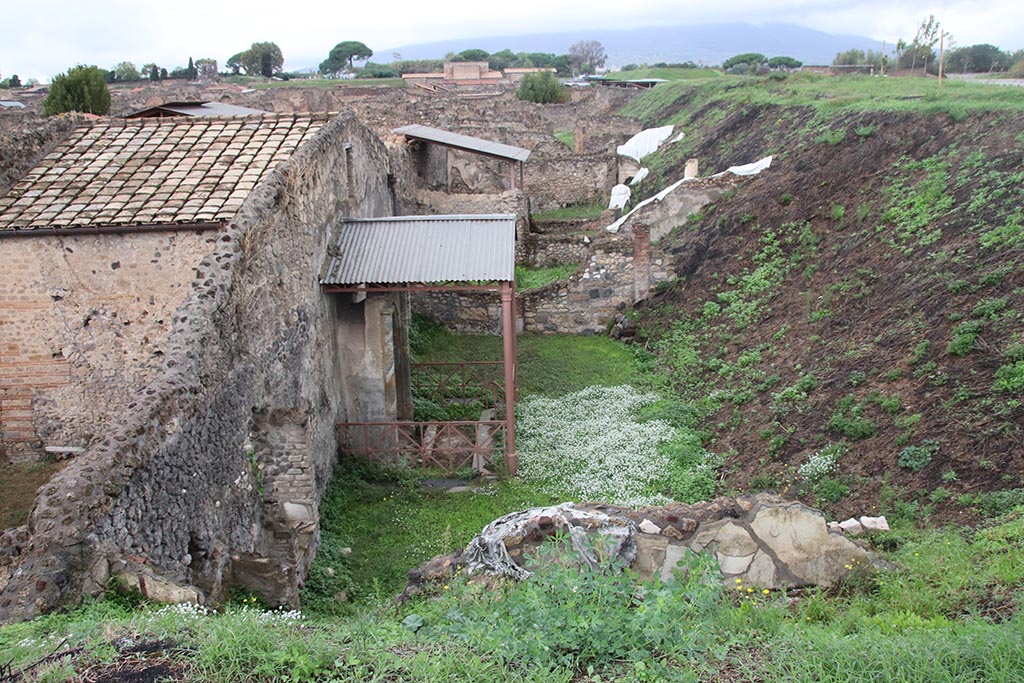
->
322;214;516;285
393;124;530;163
126;101;268;118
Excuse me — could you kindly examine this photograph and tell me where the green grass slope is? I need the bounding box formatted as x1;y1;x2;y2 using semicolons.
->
623;73;1024;521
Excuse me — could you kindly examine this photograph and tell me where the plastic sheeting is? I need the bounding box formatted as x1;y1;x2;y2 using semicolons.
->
606;155;774;233
608;184;631;210
463;503;638;580
616;125;675;162
629;168;650;186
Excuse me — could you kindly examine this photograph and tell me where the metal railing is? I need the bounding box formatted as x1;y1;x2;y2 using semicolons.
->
337;420;507;474
410;361;505;408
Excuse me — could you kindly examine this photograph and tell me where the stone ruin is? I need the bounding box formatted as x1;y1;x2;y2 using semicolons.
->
401;494;883;600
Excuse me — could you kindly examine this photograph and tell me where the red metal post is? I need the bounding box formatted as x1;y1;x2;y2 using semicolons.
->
501;280;518;475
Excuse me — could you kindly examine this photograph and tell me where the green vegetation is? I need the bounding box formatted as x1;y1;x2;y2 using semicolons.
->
43;65;110;115
553;129;574;148
605;67;722;81
515;263;579;290
2;501;1021;682
530;203;604;223
516;71;569;104
620;73;1024;125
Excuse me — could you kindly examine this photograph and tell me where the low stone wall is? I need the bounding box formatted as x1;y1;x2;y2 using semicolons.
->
0;112;396;623
402;494;877;601
526;152;616;213
523;233;592;267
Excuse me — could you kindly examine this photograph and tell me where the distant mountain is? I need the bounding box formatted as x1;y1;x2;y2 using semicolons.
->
381;22;884;67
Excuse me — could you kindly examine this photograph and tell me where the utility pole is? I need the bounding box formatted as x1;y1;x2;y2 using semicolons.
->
881;40;887;76
938;31;945;85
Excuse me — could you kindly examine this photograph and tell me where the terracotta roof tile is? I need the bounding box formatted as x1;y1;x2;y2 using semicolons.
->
0;113;330;232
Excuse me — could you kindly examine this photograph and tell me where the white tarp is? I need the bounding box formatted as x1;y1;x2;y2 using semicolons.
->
608;184;631;210
606;155;774;233
629;168;650;186
713;155;774;178
616;125;675;162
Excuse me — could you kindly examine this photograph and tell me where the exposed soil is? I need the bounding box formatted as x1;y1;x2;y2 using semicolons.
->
634;103;1024;523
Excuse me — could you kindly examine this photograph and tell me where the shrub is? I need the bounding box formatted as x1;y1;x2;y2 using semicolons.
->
898;440;939;471
947;320;982;355
516;71;569;104
43;65;110;115
994;360;1024;392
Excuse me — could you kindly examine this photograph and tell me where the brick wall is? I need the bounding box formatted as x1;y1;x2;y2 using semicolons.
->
0;231;217;461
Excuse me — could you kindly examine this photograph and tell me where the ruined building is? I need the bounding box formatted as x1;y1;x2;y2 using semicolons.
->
0;111;418;621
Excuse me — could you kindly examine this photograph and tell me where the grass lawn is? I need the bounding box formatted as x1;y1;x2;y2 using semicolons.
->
606;67;723;81
530;203;606;222
411;324;644;396
514;263;579;291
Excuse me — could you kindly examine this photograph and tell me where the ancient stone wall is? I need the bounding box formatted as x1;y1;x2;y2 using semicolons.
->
0;230;219;462
0;112;396;623
0;113;81;194
523;233;592;267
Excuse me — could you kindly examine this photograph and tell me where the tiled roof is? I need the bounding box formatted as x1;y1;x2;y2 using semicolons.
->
0;114;329;232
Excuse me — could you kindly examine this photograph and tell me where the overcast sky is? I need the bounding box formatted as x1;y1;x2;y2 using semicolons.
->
3;0;1022;82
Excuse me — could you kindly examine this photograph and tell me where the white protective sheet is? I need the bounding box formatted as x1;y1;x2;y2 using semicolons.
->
606;155;774;233
608;184;632;210
616;125;676;162
629;167;650;186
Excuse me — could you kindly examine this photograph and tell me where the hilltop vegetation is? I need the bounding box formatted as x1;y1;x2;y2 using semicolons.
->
621;72;1024;521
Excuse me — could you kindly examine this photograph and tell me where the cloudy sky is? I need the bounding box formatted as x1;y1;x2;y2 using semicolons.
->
3;0;1022;82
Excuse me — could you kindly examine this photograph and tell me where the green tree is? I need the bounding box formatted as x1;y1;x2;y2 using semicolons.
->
488;49;517;71
898;15;943;72
185;57;198;80
240;42;283;77
43;65;110;116
455;48;490;62
144;63;161;81
833;49;883;69
516;70;569;104
767;56;802;70
113;61;140;81
356;62;397;78
226;53;243;74
3;74;22;88
946;44;1009;73
320;40;373;76
723;53;766;70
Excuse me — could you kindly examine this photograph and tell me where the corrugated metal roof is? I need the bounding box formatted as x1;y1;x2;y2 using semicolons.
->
322;215;515;285
393;124;530;162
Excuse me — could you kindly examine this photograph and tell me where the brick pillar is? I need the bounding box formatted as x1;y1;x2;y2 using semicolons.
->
632;223;652;301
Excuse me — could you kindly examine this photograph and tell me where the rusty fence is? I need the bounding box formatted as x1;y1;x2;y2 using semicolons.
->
336;420;508;474
410;361;505;407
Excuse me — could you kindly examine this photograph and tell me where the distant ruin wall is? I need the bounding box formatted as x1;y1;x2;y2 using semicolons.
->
526;153;616;212
0;112;395;623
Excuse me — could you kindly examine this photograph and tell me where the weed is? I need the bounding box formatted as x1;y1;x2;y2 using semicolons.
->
947;320;982;356
827;397;877;439
898;440;940;471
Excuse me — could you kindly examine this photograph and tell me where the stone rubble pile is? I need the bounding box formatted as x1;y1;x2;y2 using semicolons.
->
402;493;886;601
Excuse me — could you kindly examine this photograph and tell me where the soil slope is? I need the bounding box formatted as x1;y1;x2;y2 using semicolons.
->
630;85;1024;521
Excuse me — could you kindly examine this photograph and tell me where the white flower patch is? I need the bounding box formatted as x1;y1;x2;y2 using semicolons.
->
517;385;678;507
798;442;845;482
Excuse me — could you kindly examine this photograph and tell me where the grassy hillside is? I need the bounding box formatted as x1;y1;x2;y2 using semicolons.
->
623;73;1024;521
